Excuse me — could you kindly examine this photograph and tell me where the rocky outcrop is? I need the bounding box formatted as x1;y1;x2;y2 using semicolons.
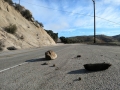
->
0;0;56;51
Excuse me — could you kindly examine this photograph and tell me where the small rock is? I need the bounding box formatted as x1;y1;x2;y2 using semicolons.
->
31;17;34;22
78;77;81;80
77;55;81;58
42;62;49;65
55;67;59;70
7;6;9;12
53;64;56;67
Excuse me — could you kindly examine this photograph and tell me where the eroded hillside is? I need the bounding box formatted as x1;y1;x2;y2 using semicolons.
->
0;0;56;51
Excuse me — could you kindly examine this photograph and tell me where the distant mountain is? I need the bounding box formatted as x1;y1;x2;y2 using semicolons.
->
96;35;116;42
60;34;120;44
112;34;120;41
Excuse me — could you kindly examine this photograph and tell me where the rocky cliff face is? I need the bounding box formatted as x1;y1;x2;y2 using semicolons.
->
0;0;56;51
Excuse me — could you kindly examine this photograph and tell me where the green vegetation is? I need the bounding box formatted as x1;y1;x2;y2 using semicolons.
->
60;36;77;44
4;0;13;5
4;0;44;28
14;4;32;20
36;21;44;28
60;35;120;44
45;30;58;43
96;35;115;42
21;10;32;20
113;34;120;42
60;36;88;44
5;24;17;34
14;3;24;12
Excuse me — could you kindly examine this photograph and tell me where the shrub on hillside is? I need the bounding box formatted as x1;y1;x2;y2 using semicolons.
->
45;30;58;43
14;4;33;21
60;36;77;44
21;9;32;20
4;0;13;5
14;3;24;12
36;21;44;28
5;24;17;34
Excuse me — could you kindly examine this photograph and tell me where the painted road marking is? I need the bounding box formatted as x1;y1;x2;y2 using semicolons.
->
0;62;28;73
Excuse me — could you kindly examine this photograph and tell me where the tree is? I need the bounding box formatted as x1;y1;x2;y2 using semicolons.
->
60;36;67;43
21;9;32;20
45;30;58;43
14;3;24;12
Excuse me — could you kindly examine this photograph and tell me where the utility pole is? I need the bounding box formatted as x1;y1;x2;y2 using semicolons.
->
19;0;20;5
92;0;96;43
19;0;20;11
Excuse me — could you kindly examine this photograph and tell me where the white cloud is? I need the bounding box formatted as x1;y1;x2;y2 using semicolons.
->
12;0;120;36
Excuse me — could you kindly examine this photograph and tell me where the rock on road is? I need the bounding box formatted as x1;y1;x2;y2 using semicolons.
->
0;44;120;90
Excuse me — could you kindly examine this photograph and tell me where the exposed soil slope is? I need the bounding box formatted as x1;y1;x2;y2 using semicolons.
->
0;0;56;51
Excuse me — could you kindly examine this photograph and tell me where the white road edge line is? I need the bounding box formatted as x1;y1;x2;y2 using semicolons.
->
0;46;70;73
0;62;28;73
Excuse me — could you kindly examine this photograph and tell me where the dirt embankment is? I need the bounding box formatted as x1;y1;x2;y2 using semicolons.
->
0;0;56;51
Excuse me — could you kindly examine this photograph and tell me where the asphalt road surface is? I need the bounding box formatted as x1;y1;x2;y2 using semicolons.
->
0;44;120;90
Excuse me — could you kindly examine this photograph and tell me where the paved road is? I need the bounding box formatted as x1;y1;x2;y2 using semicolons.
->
0;44;70;70
0;44;120;90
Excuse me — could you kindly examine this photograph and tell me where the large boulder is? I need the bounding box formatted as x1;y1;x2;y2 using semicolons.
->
45;50;57;60
84;63;111;71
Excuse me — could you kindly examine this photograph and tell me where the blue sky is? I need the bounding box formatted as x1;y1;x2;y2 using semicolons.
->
13;0;120;37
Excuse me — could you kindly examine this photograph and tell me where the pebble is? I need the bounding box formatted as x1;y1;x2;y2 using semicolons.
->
55;67;59;70
53;64;56;67
78;77;81;80
77;55;81;57
42;62;49;65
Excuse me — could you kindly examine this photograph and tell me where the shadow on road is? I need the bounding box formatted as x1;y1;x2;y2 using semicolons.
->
68;69;93;74
25;58;48;62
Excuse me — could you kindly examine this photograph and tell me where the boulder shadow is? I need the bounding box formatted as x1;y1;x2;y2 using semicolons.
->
73;79;81;82
49;66;55;67
25;58;49;62
68;69;92;74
